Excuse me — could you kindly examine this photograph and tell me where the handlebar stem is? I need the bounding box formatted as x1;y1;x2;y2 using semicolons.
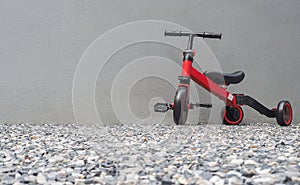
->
187;35;194;50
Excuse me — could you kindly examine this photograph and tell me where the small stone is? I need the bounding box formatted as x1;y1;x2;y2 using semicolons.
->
140;179;150;185
285;167;300;177
74;179;85;185
118;180;137;185
227;155;237;160
74;160;85;167
277;155;286;161
195;179;213;185
268;161;279;166
202;172;213;180
30;135;37;139
230;159;244;166
210;175;224;185
101;160;113;168
47;172;57;181
76;150;86;155
65;168;74;175
56;173;67;181
15;172;21;180
73;167;82;173
291;176;300;182
1;175;15;184
2;156;12;162
249;145;258;148
253;177;275;185
228;176;243;185
67;176;75;183
177;176;188;184
21;175;36;183
242;169;256;178
226;170;242;178
28;169;41;176
126;174;139;181
148;175;156;181
257;168;271;175
105;175;115;182
160;180;174;185
36;173;47;184
244;159;257;166
71;172;85;179
208;161;218;167
91;177;104;184
48;155;65;164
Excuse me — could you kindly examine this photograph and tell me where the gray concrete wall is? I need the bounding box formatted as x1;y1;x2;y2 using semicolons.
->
0;0;299;124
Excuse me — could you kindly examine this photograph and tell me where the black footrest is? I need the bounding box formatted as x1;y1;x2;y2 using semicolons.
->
194;103;212;108
154;103;171;113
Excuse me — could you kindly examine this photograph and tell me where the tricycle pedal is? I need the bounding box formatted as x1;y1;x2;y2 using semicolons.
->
154;103;171;113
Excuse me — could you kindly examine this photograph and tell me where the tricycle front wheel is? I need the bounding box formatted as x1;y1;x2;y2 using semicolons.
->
173;86;189;125
222;106;244;125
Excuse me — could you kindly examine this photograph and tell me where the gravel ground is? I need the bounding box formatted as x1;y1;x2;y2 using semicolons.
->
0;122;299;185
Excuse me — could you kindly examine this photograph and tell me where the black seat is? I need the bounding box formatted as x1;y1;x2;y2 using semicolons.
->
204;71;245;85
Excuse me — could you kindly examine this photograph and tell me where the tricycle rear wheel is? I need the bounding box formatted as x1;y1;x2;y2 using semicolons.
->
276;100;292;126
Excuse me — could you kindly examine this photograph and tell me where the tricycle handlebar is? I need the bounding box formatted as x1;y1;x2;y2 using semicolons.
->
164;30;222;40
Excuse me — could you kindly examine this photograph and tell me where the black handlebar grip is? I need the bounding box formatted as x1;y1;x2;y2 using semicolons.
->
164;30;182;36
201;32;222;39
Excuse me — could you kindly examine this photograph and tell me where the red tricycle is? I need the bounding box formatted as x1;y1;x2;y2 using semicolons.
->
154;30;293;126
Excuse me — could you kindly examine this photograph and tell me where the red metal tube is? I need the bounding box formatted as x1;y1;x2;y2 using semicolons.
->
190;67;236;106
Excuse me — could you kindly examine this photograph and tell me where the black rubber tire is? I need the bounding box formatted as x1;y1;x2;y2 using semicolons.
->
276;100;292;126
222;106;244;125
173;86;189;125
